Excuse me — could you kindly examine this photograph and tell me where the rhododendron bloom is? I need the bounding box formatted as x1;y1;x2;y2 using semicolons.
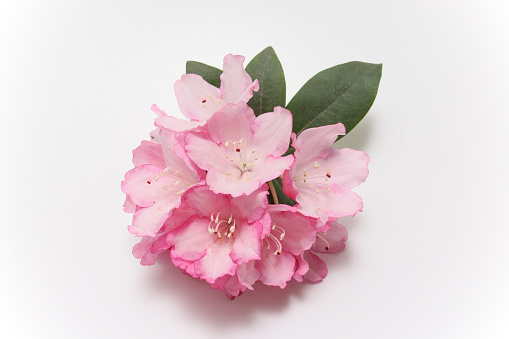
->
184;102;294;197
122;50;377;299
167;185;270;283
156;54;259;132
121;129;204;236
283;123;370;223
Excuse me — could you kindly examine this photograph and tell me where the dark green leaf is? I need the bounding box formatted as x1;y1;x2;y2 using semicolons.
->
268;178;295;206
287;62;382;138
245;46;286;116
186;61;222;88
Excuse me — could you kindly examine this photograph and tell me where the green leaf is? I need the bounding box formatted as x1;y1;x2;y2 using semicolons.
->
245;46;286;116
268;178;296;206
186;61;222;88
287;62;382;138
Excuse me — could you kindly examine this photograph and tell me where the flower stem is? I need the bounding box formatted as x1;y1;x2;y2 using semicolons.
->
268;180;279;205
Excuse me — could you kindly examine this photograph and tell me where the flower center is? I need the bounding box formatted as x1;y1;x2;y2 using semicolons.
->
224;138;260;174
293;161;332;194
200;94;224;116
263;223;286;255
146;167;194;196
208;212;236;239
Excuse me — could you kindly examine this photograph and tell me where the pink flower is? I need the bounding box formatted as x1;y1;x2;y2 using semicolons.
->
121;129;204;236
155;54;259;132
167;185;270;284
282;123;370;223
255;205;317;288
184;102;294;197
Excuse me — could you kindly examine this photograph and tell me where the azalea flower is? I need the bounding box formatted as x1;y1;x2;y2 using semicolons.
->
184;102;294;197
155;54;259;132
121;128;204;236
167;185;270;284
282;123;370;223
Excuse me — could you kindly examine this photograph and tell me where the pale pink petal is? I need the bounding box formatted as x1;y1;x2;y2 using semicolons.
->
293;123;346;161
155;115;204;132
230;184;269;223
174;74;222;120
167;215;213;261
194;238;236;284
256;250;296;288
318;148;370;190
220;54;258;103
251;107;293;157
230;220;262;264
282;170;299;200
313;221;348;253
206;102;254;145
151;104;168;118
128;203;170;236
132;140;165;168
123;195;136;213
293;254;309;282
303;251;328;282
182;185;231;218
237;261;261;290
296;186;363;223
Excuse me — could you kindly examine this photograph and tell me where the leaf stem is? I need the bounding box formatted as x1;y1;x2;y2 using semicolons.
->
268;181;279;205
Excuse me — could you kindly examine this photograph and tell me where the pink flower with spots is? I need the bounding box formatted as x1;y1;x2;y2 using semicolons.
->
184;102;294;197
167;185;270;284
282;123;370;224
155;54;259;132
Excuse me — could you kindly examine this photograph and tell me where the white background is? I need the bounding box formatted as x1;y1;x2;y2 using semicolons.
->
1;1;508;338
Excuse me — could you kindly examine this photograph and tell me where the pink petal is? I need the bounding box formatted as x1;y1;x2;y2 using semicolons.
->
230;184;269;223
230;220;262;264
296;186;363;222
123;195;136;213
293;254;309;282
293;123;346;161
155;116;204;132
313;221;348;253
194;237;237;284
132;140;165;168
251;107;293;157
219;54;258;104
256;250;296;288
167;215;213;261
237;261;261;290
317;148;370;190
128;203;171;236
174;74;222;121
182;185;231;218
206;102;255;145
302;251;328;282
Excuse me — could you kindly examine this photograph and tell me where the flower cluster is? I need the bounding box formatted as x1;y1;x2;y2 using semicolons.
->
122;54;369;299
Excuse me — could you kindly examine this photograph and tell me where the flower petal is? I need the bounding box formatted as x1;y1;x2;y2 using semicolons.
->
293;123;346;161
318;148;370;190
220;54;258;104
132;140;165;168
303;251;328;282
167;215;213;261
313;221;348;253
128;203;170;236
174;74;221;120
256;250;296;288
251;107;293;157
